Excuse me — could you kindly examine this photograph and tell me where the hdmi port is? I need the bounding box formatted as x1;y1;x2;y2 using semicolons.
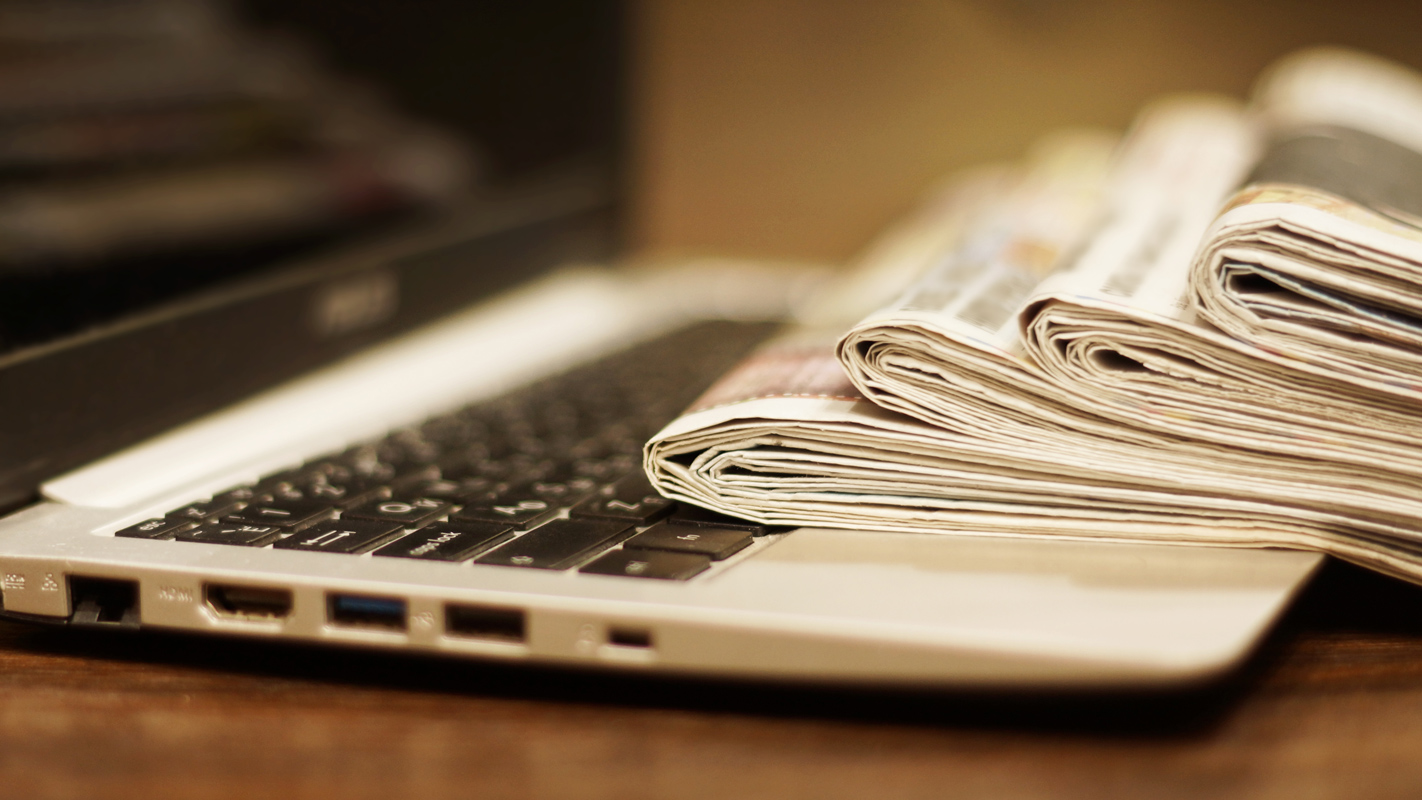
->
205;583;293;620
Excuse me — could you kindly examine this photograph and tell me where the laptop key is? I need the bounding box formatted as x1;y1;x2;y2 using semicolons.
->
475;519;633;570
342;497;451;527
528;476;597;504
212;485;263;505
571;475;674;524
453;498;553;530
267;482;317;503
579;549;711;581
667;505;767;535
389;463;442;485
373;521;515;562
116;517;197;540
225;499;334;529
623;523;752;560
317;471;391;496
305;480;383;508
272;519;404;554
391;476;494;502
255;466;327;494
166;499;244;523
176;522;284;547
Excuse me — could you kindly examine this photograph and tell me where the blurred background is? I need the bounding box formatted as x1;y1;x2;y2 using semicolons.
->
10;0;1422;276
632;0;1422;262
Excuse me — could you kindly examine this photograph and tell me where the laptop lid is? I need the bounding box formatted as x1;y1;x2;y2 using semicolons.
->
0;0;626;510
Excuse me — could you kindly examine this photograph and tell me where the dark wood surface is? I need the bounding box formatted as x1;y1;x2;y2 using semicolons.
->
2;559;1421;799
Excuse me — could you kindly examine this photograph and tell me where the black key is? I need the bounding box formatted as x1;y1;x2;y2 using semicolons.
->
266;482;315;502
623;522;753;561
212;485;263;505
373;521;515;562
115;518;196;540
315;469;392;496
527;475;597;503
667;505;767;534
166;499;244;523
306;459;394;494
265;473;384;506
568;455;637;482
533;466;599;490
389;463;441;485
333;447;399;483
272;519;404;554
392;476;495;502
342;497;451;528
579;549;711;581
176;522;284;547
255;466;327;494
457;478;531;505
476;519;633;570
391;477;457;500
305;480;381;507
453;498;553;530
225;500;334;529
571;475;674;524
437;456;504;482
378;433;440;467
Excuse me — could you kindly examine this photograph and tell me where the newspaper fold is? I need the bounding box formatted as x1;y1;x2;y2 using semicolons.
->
646;49;1422;585
1192;48;1422;403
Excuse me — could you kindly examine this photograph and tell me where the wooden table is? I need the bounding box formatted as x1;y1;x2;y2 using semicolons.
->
2;559;1420;799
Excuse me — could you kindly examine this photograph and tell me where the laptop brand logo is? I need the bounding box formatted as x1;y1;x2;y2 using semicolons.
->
312;271;399;337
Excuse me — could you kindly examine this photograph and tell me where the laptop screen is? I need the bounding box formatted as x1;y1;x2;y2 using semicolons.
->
0;0;625;509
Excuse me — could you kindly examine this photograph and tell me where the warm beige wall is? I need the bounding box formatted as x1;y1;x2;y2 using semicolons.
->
630;0;1422;263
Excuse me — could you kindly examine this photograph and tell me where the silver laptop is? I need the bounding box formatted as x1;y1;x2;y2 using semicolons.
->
0;220;1320;689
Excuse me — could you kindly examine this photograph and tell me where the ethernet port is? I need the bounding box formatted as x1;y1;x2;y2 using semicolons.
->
68;576;140;628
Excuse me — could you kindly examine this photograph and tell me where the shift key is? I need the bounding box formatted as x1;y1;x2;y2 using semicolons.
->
476;519;633;570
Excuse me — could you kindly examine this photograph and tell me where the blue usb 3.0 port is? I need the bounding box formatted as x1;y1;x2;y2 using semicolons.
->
327;593;407;631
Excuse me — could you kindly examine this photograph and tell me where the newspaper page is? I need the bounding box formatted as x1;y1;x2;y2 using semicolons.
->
839;95;1422;485
1012;96;1422;482
1191;47;1422;402
645;112;1422;585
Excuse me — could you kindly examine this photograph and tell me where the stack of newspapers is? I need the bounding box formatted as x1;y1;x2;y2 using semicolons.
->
645;46;1422;584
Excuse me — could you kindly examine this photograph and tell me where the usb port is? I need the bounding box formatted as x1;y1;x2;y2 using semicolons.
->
444;604;525;643
205;584;292;620
327;593;407;631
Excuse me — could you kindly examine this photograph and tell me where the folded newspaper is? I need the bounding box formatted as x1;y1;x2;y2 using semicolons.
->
645;47;1422;584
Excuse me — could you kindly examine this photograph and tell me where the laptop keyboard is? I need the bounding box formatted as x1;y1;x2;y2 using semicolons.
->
114;320;780;581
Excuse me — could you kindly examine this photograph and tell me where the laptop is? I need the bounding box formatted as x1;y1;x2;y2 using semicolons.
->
0;1;1320;690
0;190;1320;688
